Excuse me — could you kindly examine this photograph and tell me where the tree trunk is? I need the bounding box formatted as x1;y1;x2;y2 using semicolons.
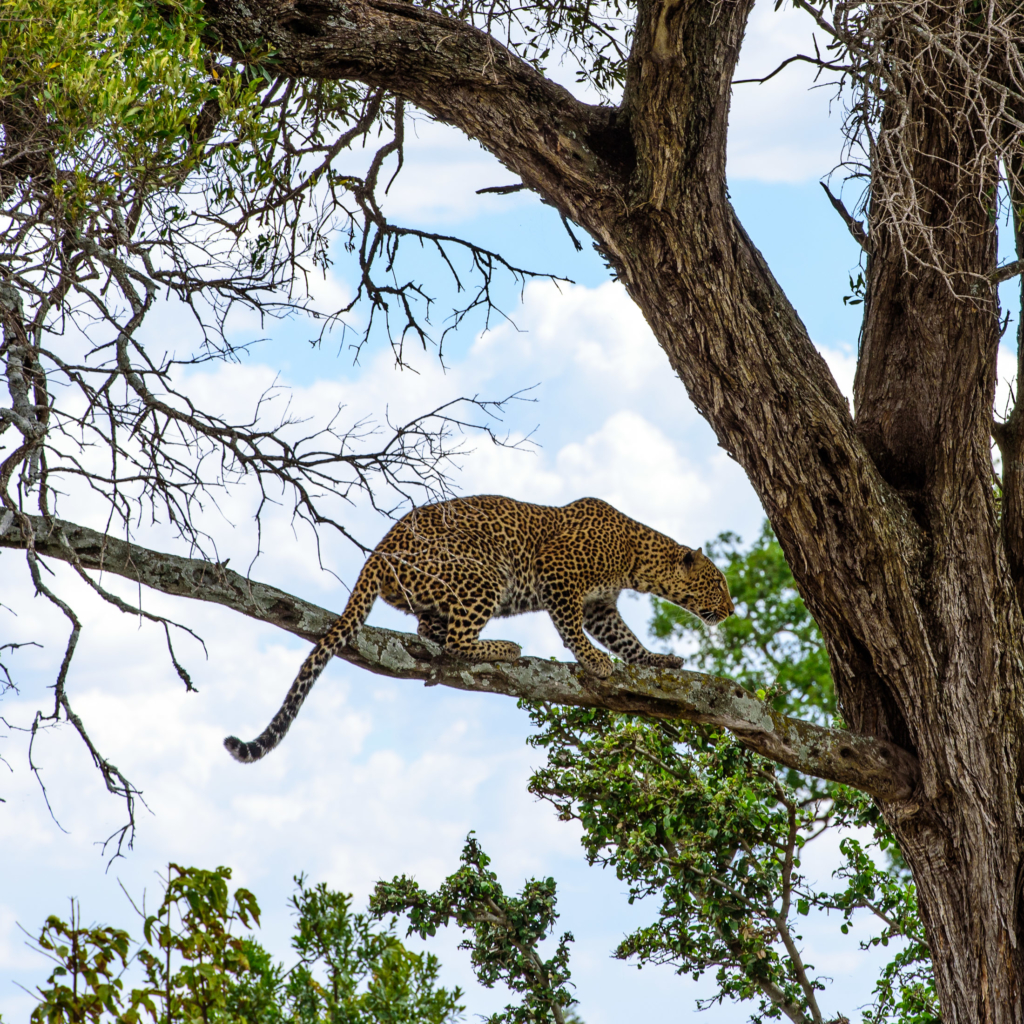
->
204;0;1024;1016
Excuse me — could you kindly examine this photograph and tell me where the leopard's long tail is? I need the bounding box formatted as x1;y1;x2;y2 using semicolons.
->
224;558;383;763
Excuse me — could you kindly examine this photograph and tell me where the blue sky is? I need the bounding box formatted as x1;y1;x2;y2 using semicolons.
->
1;1;1020;1021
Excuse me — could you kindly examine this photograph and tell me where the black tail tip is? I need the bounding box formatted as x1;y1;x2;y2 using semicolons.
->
224;735;263;763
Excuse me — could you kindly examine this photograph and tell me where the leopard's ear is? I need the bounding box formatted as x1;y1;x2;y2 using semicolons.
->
681;548;697;568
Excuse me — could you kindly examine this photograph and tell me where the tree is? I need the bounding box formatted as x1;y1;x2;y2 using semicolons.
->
19;864;466;1023
269;876;463;1024
372;834;580;1024
17;857;583;1023
2;0;1024;1020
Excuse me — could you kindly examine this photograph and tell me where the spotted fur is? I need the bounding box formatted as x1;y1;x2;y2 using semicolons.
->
225;495;734;762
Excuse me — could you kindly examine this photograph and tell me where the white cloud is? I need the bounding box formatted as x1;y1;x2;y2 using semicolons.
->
729;2;846;182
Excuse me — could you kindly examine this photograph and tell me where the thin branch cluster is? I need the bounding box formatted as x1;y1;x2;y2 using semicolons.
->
0;0;543;848
798;0;1024;285
418;0;632;95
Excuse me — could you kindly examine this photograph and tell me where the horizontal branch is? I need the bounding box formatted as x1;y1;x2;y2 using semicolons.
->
1;514;920;802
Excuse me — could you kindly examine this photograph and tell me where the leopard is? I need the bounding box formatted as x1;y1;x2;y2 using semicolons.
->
225;495;734;763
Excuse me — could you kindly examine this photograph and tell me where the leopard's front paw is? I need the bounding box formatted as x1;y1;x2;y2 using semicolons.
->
645;653;685;669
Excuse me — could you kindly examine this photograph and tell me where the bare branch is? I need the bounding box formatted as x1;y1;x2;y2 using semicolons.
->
734;53;850;87
810;0;1024;286
476;183;527;195
1;513;921;803
10;519;147;859
820;182;870;253
993;259;1024;285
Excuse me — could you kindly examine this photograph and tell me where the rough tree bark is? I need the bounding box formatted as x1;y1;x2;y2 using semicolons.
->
188;0;1024;1020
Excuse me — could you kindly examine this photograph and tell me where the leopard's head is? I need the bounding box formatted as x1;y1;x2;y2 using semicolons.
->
656;547;734;625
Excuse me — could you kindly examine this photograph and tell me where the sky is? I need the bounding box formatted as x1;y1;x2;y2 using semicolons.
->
1;2;1021;1022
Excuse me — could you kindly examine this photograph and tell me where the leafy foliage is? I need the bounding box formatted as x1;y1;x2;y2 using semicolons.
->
371;835;577;1024
528;707;833;1022
0;0;263;204
826;801;939;1024
23;910;146;1023
24;864;258;1023
137;864;261;1023
21;864;464;1024
279;878;463;1024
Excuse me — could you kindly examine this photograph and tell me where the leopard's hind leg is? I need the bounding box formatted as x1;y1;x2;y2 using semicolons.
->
440;579;521;663
417;610;449;645
224;556;384;763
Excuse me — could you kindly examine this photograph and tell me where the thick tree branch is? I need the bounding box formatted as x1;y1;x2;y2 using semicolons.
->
1;514;920;803
992;259;1023;285
207;0;631;226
